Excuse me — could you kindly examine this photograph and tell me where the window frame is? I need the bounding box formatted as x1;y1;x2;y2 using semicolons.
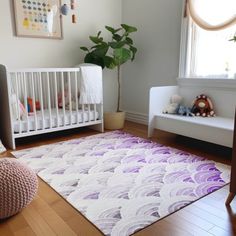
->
178;1;236;80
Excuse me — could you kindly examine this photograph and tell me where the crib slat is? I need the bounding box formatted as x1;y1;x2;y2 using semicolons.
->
23;72;29;132
38;72;45;130
68;72;72;125
82;104;85;123
75;71;79;124
88;104;91;122
31;72;38;131
15;72;22;134
61;72;66;126
54;72;59;127
47;72;52;128
94;104;97;121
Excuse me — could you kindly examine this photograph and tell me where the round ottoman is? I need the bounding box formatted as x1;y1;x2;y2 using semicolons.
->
0;158;38;219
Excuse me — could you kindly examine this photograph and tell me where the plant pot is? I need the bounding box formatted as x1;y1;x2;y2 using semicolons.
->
104;111;125;130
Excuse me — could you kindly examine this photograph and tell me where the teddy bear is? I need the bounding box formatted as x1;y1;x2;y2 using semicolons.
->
163;94;183;114
191;94;215;117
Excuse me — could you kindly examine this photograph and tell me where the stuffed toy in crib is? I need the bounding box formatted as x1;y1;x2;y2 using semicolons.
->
58;88;79;110
191;94;215;117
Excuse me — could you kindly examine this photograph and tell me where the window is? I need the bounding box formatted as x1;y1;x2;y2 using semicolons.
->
182;0;236;79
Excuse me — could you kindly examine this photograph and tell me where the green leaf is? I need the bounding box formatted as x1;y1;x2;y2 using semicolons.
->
89;36;103;44
97;31;102;37
130;46;137;60
121;24;137;33
105;26;115;34
104;56;117;69
84;53;105;69
113;48;132;65
92;44;109;57
126;37;133;45
80;46;89;52
105;26;122;34
91;45;100;49
108;41;127;49
112;34;122;42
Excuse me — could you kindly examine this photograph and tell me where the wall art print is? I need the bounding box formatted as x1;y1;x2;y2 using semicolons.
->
13;0;63;39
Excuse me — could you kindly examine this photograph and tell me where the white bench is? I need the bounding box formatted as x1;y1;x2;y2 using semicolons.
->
148;81;235;148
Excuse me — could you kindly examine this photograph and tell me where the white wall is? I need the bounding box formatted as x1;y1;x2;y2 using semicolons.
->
0;0;122;111
122;0;183;121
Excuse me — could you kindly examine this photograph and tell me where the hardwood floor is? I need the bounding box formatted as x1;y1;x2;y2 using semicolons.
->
0;121;235;236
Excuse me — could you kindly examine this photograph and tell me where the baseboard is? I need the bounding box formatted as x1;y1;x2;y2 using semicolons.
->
124;111;148;125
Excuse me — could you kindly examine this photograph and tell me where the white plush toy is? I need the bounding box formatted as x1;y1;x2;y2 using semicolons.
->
163;94;183;114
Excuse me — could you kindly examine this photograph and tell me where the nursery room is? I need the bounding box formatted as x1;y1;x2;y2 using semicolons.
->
0;0;236;235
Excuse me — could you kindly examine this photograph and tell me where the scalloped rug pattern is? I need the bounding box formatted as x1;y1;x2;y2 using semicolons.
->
12;131;230;236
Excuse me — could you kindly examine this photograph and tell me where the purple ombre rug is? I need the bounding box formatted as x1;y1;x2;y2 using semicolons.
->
12;131;230;236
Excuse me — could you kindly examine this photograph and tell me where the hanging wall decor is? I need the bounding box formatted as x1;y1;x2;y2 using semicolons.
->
13;0;63;39
60;0;78;24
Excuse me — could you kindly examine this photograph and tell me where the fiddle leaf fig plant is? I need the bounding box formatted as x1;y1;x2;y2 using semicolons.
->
80;24;137;112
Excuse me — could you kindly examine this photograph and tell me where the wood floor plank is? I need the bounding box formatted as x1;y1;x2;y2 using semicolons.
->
208;226;233;236
165;213;214;236
50;199;76;221
21;204;56;236
13;227;36;236
192;200;230;220
135;219;193;236
0;222;15;236
31;196;77;236
37;179;61;205
173;207;215;231
184;204;231;232
7;213;29;233
65;215;103;236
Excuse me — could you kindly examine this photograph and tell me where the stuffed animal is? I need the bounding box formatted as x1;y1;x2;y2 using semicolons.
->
58;88;78;110
177;105;194;117
27;97;41;112
191;94;215;117
163;94;183;114
11;94;27;120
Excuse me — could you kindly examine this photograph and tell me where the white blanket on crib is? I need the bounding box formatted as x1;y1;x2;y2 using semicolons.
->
76;63;103;104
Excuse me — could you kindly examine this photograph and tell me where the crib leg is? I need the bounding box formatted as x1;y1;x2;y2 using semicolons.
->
90;123;104;133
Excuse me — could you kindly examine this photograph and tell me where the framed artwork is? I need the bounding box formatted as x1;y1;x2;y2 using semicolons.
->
13;0;63;39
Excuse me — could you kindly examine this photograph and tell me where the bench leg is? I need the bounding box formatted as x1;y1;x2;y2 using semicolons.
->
225;192;236;205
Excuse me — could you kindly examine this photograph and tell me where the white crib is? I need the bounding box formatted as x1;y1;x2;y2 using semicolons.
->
0;65;104;149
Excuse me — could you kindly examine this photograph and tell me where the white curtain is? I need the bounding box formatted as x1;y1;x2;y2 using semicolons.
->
186;0;236;31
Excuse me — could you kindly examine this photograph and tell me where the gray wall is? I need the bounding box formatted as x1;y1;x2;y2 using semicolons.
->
122;0;183;118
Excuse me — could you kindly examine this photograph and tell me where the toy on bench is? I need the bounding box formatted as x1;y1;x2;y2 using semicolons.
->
177;105;194;116
191;94;215;117
162;94;182;114
162;94;194;116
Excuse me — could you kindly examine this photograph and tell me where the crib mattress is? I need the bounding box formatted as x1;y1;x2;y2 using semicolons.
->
13;109;100;133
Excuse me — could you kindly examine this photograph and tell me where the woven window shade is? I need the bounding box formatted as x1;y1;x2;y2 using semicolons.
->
186;0;236;31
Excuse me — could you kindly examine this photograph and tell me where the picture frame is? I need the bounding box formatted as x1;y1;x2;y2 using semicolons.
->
13;0;63;39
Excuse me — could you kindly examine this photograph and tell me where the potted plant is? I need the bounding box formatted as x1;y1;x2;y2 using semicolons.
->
80;24;137;129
